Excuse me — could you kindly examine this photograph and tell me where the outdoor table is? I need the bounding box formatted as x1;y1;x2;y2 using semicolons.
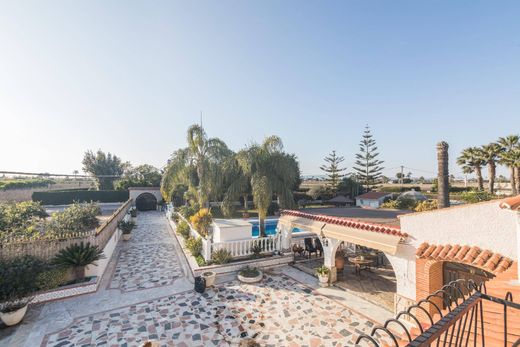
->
348;257;374;276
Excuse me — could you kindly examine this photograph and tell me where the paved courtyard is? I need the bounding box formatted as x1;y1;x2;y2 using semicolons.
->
1;211;393;347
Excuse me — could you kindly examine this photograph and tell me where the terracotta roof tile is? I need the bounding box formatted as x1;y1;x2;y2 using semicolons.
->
416;242;513;275
499;195;520;211
280;210;408;238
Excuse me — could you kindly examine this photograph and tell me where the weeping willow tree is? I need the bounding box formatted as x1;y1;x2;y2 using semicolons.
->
224;136;300;236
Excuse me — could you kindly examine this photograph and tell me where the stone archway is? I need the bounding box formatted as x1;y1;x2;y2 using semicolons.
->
135;193;157;211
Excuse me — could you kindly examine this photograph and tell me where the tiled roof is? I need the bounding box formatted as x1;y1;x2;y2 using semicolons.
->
416;242;513;274
355;192;392;200
499;195;520;211
281;210;408;238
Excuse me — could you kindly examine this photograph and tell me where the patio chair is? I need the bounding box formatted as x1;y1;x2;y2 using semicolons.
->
315;238;324;257
304;238;318;258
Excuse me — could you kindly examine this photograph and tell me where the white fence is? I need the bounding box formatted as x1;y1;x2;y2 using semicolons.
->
213;234;281;258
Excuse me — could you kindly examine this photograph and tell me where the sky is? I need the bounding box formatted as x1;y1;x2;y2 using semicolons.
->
1;1;519;179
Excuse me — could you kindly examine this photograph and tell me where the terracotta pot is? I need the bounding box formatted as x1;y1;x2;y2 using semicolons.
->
0;304;28;326
335;257;345;271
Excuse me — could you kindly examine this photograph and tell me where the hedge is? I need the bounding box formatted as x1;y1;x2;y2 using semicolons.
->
32;190;129;205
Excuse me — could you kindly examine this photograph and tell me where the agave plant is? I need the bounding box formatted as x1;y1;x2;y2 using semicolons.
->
51;242;105;280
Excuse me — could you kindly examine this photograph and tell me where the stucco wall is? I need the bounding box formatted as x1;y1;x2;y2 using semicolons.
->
128;188;162;203
393;200;518;301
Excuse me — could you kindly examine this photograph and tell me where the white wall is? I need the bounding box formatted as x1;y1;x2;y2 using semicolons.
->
393;200;518;300
128;188;162;203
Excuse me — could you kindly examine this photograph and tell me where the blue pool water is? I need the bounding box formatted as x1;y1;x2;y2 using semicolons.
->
251;219;303;237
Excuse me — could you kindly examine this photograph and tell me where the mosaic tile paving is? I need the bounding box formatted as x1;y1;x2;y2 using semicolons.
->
108;243;182;292
43;274;387;347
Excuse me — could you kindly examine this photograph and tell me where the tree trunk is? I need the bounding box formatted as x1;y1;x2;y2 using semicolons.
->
258;214;266;238
74;266;85;280
510;167;517;196
488;163;496;194
475;166;484;191
515;167;520;196
436;142;450;208
243;194;248;210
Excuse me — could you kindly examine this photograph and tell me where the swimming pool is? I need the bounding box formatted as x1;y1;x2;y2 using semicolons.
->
250;219;304;237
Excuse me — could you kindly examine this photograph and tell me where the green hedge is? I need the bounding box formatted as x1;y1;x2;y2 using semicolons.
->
32;190;129;205
0;178;55;191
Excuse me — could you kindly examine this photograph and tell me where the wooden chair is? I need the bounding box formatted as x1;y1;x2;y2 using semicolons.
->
304;238;317;258
314;238;324;257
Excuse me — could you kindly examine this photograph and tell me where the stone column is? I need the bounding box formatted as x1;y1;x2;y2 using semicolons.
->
322;237;341;284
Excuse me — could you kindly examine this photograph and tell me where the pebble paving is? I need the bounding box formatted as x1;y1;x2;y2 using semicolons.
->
43;274;381;347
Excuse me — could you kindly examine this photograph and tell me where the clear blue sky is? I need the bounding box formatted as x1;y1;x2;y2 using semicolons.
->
1;1;518;179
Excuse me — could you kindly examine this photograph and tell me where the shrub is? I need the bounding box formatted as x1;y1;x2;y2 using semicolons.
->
190;208;212;237
267;202;279;216
185;237;202;257
0;201;48;235
52;242;105;279
381;197;417;210
0;178;54;191
176;220;191;240
36;266;70;291
32;190;129;205
212;248;232;264
459;190;495;204
238;266;260;278
414;200;438;212
195;255;207;266
47;202;101;233
171;212;180;223
250;242;263;258
118;220;135;234
178;205;197;219
0;256;45;302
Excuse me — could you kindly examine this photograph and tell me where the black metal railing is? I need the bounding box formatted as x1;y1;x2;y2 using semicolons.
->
356;279;520;347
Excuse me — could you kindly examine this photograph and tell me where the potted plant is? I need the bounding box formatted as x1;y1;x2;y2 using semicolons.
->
52;242;105;280
315;266;330;287
0;297;32;326
237;266;263;283
130;207;137;218
335;249;346;271
118;220;135;241
201;271;216;287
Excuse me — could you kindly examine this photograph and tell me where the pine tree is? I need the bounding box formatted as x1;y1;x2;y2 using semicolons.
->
353;126;384;189
320;150;347;196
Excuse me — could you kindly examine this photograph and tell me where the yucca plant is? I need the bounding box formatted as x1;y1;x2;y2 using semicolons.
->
51;242;105;280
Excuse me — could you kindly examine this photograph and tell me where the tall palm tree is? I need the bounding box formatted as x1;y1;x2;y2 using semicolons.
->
186;124;232;207
479;143;502;194
437;142;450;208
498;135;520;196
161;148;193;202
456;147;485;191
236;136;299;236
221;154;251;216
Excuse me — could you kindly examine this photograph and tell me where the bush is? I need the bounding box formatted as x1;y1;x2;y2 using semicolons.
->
178;205;197;219
185;237;202;257
0;201;48;236
459;191;495;203
212;248;232;264
47;202;101;233
238;266;260;278
195;255;206;266
250;242;263;258
381;197;417;210
52;242;105;279
118;220;135;234
0;256;45;301
414;200;438;212
176;220;191;240
32;190;129;205
36;266;70;291
0;178;54;191
190;208;212;237
267;202;279;216
171;212;180;223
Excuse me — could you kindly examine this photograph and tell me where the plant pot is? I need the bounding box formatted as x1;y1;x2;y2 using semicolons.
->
318;274;329;287
122;233;132;241
0;304;28;326
237;270;263;283
201;271;216;287
335;257;345;271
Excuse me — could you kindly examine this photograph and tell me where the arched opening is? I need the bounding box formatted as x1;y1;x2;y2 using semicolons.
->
135;193;157;211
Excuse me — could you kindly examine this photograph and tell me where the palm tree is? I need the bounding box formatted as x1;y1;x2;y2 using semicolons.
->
186;125;232;207
437;142;450;208
161;148;193;202
456;147;485;190
235;136;299;236
221;154;251;216
479;143;502;194
498;135;519;196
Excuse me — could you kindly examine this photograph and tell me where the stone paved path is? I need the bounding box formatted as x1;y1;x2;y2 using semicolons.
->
108;214;183;292
1;211;393;347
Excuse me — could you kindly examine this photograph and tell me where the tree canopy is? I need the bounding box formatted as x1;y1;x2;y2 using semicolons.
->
82;150;127;190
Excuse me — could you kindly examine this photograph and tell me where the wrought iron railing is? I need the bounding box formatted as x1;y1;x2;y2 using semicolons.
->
356;279;520;347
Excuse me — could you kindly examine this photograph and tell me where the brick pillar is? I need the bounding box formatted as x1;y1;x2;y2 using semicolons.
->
416;258;444;320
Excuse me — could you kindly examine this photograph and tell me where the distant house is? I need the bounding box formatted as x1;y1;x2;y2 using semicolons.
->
355;191;392;208
326;194;354;207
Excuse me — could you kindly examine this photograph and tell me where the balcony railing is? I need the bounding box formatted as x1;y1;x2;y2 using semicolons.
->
355;279;520;347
